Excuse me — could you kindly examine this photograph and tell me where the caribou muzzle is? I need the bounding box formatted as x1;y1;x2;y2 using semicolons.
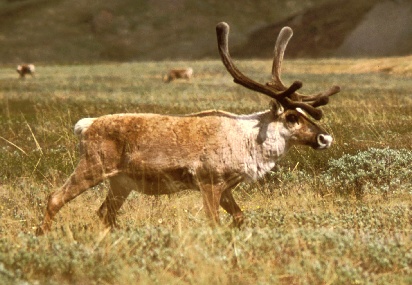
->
316;133;333;149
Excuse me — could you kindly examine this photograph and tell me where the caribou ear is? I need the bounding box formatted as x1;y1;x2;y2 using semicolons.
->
270;100;283;116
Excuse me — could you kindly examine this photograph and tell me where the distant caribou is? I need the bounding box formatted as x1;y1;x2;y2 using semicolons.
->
16;64;35;78
163;67;193;83
36;22;340;235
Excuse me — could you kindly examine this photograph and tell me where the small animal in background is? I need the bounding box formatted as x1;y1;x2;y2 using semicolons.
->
16;64;35;78
163;67;193;83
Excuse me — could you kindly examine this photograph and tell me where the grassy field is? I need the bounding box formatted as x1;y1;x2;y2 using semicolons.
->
0;59;411;284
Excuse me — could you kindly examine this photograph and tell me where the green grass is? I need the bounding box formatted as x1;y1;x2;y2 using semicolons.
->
0;59;411;284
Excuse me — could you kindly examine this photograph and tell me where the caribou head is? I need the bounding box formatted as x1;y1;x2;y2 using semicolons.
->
216;22;340;150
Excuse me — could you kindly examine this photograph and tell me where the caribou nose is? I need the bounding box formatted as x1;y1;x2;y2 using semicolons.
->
317;134;333;149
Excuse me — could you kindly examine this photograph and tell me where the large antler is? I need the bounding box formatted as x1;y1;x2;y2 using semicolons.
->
216;22;340;120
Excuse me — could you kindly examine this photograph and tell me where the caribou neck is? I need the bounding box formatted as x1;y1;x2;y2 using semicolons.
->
237;110;290;180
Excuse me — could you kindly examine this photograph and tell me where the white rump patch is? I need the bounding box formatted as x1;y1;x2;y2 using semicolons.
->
74;118;96;137
28;64;35;72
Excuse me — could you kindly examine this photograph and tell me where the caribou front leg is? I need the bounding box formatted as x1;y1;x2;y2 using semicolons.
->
199;183;224;226
220;189;244;227
97;174;133;229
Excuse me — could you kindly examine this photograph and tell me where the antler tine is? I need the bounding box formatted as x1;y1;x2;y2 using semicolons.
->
303;85;341;101
287;86;340;119
216;22;302;105
284;98;324;120
270;26;293;91
298;85;341;108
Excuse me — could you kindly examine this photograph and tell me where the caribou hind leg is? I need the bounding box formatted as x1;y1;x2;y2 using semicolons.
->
36;157;106;235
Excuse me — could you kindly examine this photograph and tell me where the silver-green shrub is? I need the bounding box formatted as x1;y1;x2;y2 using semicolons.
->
321;148;412;198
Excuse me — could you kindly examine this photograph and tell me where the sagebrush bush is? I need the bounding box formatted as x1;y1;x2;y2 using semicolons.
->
321;148;412;198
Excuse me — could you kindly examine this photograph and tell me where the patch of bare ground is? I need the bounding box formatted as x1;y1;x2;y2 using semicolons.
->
348;56;412;75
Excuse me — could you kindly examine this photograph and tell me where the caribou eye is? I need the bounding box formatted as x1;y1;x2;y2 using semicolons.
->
286;113;299;124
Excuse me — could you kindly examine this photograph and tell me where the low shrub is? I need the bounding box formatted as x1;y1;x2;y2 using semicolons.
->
321;148;412;199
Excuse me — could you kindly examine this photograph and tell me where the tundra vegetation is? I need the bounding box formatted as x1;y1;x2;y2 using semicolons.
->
0;58;411;284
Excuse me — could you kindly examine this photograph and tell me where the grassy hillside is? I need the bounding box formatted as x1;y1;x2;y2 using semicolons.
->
0;0;349;64
0;58;412;284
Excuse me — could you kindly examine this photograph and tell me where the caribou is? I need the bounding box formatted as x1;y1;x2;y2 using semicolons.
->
163;67;193;83
36;22;340;235
16;64;35;78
